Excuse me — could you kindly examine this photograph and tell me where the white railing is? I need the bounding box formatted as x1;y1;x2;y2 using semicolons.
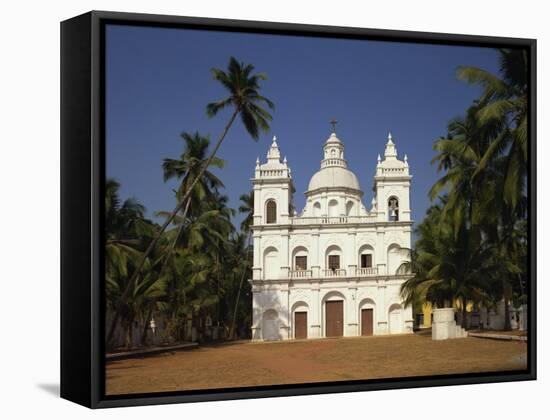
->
380;167;407;175
261;266;384;280
290;216;372;225
357;267;378;277
321;158;347;168
289;269;312;279
322;269;347;278
259;169;289;178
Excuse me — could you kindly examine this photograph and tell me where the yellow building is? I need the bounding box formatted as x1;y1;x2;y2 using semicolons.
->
419;300;474;328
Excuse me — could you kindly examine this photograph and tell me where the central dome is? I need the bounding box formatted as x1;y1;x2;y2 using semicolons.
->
307;166;361;192
306;130;362;194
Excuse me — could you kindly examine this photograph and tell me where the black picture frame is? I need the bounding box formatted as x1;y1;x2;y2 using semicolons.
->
60;10;537;409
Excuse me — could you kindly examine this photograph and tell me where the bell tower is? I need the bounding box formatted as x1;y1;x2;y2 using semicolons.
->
251;136;293;226
373;132;412;222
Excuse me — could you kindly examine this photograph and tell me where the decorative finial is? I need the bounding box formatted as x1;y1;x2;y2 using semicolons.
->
283;156;287;164
387;131;393;144
377;154;381;163
272;135;277;144
404;154;408;162
256;157;260;167
330;118;338;133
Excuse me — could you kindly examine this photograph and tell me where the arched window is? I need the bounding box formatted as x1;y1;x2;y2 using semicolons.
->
263;247;279;279
387;243;402;274
346;201;354;216
388;196;399;221
292;246;309;271
328;199;339;217
313;202;321;217
266;200;277;224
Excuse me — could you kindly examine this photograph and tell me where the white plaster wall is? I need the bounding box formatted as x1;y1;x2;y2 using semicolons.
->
252;280;414;340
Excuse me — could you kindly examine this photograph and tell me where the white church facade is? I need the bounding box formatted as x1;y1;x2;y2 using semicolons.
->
250;127;414;341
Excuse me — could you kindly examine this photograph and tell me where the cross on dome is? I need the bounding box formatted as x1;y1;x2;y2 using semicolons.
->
330;118;338;133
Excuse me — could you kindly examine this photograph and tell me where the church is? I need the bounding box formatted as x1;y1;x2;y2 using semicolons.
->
249;125;414;341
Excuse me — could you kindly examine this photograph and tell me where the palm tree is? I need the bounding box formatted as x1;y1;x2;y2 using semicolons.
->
238;191;254;233
159;132;225;274
229;191;255;339
457;49;528;210
401;201;498;327
105;179;161;348
107;57;274;345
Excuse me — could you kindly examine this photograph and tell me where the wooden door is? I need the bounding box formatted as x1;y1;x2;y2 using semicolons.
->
326;301;343;337
294;312;307;339
361;308;373;336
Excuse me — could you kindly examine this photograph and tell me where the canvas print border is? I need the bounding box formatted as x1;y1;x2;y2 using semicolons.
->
60;10;536;408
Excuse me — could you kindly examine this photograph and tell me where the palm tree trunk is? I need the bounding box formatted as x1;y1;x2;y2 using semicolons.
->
229;231;252;340
107;107;240;346
159;197;191;276
107;311;121;351
461;297;467;329
503;296;511;331
140;306;154;346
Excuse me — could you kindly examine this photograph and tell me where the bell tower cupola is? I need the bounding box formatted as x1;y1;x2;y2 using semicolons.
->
373;132;412;222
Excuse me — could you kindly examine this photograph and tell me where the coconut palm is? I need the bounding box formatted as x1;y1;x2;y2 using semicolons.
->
107;57;274;345
238;191;254;232
401;200;499;327
457;48;528;210
104;179;161;348
158;132;225;273
228;192;255;339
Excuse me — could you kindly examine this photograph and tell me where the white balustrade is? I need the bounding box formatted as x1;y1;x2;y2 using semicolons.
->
357;267;378;277
290;216;372;225
263;266;384;280
289;269;312;279
322;269;347;278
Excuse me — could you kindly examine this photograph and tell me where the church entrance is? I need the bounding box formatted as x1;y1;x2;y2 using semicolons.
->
294;311;307;339
361;308;374;336
326;300;343;337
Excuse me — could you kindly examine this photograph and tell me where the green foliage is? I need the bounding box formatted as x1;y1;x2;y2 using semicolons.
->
207;56;274;140
106;56;273;348
402;50;528;328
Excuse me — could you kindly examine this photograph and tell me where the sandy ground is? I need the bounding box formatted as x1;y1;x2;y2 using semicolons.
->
106;334;527;395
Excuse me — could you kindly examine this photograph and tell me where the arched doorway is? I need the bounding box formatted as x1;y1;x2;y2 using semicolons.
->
388;303;403;334
323;291;345;337
262;309;280;340
359;298;375;336
292;302;309;339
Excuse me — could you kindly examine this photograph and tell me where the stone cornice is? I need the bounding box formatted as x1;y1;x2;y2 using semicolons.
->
249;273;414;287
251;220;414;231
305;186;364;197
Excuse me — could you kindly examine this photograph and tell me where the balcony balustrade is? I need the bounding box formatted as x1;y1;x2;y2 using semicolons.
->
289;269;313;279
285;267;379;280
290;215;372;225
356;267;378;276
322;268;347;278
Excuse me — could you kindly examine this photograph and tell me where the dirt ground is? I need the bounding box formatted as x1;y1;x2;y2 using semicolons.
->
106;334;527;395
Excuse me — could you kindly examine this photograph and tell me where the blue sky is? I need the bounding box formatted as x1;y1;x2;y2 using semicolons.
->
105;24;499;232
